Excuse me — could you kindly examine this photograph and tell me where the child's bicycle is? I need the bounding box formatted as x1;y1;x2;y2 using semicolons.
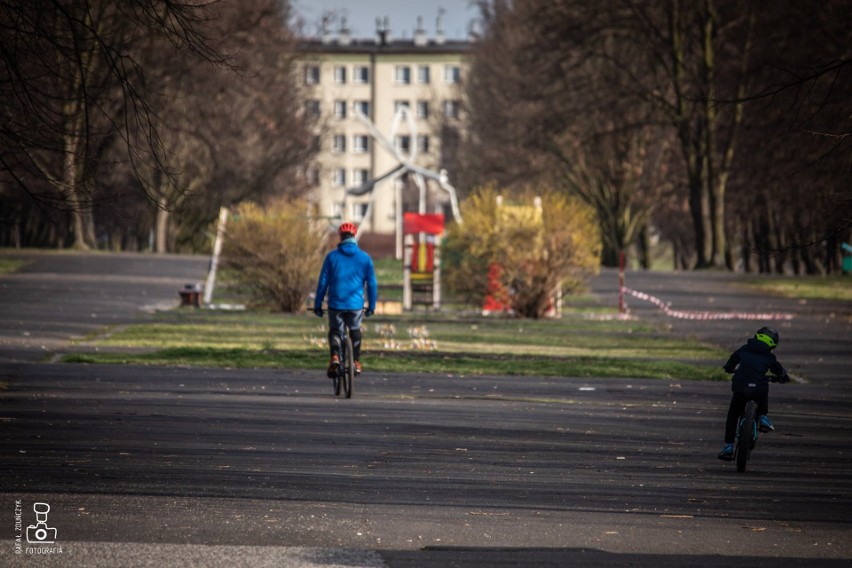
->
733;400;759;472
330;326;354;399
733;375;785;472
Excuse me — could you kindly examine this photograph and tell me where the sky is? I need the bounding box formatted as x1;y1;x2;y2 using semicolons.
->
292;0;480;40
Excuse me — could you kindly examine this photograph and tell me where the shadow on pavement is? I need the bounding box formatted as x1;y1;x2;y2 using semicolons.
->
382;547;849;567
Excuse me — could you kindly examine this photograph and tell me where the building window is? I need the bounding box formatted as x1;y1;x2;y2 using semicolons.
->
304;65;320;85
395;135;411;153
417;135;430;154
394;100;410;113
353;100;370;117
333;65;347;84
352;135;369;153
305;99;320;118
394;65;411;85
332;168;346;186
416;100;430;119
418;65;430;84
333;134;346;153
306;167;320;186
443;100;460;119
352;202;369;221
352;168;369;185
444;64;461;84
354;65;370;84
333;100;347;119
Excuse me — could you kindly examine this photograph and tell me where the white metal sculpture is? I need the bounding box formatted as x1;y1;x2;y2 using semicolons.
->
345;106;462;257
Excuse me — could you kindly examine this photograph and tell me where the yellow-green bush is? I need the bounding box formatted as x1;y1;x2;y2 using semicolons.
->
444;185;601;318
221;199;329;312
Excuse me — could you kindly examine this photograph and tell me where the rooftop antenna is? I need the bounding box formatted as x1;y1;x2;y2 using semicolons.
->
338;16;351;45
376;16;390;46
436;8;446;44
414;15;427;46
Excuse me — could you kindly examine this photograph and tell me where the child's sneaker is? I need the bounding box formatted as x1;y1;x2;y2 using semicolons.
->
717;443;734;461
758;415;774;432
354;361;362;375
327;355;340;378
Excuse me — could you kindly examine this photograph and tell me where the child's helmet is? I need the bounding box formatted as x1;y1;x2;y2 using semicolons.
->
338;222;357;236
754;327;779;349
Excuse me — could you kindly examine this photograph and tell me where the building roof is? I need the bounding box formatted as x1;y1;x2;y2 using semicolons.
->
297;37;471;56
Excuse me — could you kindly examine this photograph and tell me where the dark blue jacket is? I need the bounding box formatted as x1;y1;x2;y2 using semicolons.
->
314;239;377;312
724;338;786;393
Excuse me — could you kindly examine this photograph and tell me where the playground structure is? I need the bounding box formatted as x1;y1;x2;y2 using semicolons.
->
402;212;444;311
345;106;462;258
338;106;462;311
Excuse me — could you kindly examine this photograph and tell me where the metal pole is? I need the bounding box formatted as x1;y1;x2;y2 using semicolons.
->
403;233;413;311
618;249;626;314
204;207;228;306
432;237;441;310
395;178;403;260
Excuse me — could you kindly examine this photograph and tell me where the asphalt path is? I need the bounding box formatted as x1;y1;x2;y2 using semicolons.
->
1;252;850;567
0;251;209;363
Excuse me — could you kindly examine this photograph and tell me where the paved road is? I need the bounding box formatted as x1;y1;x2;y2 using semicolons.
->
0;251;209;362
1;252;850;567
590;268;852;389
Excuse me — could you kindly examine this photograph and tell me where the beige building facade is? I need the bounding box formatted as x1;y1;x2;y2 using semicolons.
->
297;22;470;239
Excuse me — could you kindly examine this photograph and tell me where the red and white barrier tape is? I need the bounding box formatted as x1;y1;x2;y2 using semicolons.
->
623;287;795;321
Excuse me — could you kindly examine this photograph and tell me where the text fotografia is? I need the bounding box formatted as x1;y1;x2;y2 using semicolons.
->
13;500;62;555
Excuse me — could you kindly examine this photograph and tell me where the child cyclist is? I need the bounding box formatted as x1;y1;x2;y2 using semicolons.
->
718;326;790;461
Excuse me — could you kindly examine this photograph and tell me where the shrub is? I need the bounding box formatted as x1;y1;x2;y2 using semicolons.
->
221;199;329;312
444;185;601;318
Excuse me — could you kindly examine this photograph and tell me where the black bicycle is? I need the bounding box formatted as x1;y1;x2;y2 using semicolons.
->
331;327;354;399
733;400;759;472
733;375;785;472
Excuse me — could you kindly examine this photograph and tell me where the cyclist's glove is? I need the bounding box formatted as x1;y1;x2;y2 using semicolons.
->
365;308;374;318
313;307;324;318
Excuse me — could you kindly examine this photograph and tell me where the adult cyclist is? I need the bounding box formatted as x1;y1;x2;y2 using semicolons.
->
313;222;377;378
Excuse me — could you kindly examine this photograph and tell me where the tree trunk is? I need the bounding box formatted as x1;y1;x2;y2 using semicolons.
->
687;171;709;268
637;224;651;269
701;0;726;268
64;131;92;250
155;199;170;254
741;221;752;273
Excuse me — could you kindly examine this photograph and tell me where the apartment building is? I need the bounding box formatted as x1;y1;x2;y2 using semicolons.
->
297;18;471;238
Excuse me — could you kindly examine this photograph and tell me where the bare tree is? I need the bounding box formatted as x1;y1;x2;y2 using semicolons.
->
0;0;230;248
123;0;315;253
465;0;849;272
724;1;851;274
1;0;317;252
462;0;670;266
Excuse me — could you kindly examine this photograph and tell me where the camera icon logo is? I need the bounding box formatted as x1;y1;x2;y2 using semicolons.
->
26;502;57;544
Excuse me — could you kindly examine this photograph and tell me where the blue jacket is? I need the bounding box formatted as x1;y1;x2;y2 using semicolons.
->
724;338;786;393
314;239;377;312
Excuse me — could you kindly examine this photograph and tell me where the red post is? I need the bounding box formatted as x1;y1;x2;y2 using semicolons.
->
618;250;625;314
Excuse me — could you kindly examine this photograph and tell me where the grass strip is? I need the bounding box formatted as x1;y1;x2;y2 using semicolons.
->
63;347;727;381
63;309;729;381
0;258;29;275
740;275;852;302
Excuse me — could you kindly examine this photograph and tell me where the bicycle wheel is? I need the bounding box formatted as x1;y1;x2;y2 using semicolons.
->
333;366;341;396
332;337;342;396
343;335;354;399
735;401;757;472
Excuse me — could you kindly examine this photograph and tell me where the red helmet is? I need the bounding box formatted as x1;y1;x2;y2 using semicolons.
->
338;222;357;236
